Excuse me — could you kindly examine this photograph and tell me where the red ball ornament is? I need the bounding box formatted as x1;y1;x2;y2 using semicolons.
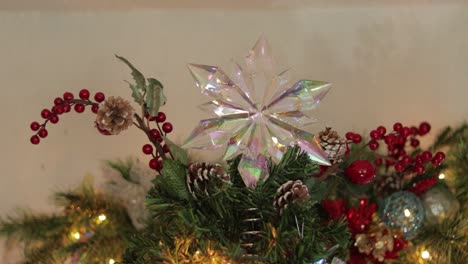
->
142;144;153;155
30;121;40;131
162;122;173;133
79;89;90;100
345;160;376;184
94;92;105;103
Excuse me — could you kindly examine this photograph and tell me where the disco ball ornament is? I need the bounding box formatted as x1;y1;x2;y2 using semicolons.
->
422;186;460;224
380;191;424;239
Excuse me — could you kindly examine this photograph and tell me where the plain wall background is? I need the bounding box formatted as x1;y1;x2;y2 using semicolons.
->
1;0;467;261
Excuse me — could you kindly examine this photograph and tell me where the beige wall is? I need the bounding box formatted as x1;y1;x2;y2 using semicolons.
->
1;1;467;260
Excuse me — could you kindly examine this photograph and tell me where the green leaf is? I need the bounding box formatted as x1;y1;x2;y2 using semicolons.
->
163;136;188;165
115;55;146;90
146;78;166;116
305;177;327;202
160;160;190;201
128;83;143;104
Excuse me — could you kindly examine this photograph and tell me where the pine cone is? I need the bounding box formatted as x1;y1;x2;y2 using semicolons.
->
318;127;348;162
96;96;134;135
273;180;309;214
186;162;230;198
374;174;402;196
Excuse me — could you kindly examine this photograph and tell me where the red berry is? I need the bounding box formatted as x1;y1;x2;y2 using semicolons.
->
150;129;160;139
156;137;163;143
63;104;71;113
435;151;445;160
142;144;153;155
377;126;386;135
386;159;395;166
393;122;403;132
396;136;406;145
395;163;404;172
345;132;355;140
398;149;406;156
149;159;163;170
156;112;166;123
352;134;362;143
148;115;157;121
402;127;411;138
421;151;432;162
53;105;64;115
368;140;379;150
38;128;48;138
375;158;383;166
345;160;376;184
410;138;420;148
94;92;105;102
79;89;90;100
41;109;52;119
387;144;395;151
30;135;40;144
74;104;85;113
54;97;64;105
431;158;442;166
402;155;412;165
162;122;173;133
30;121;40;131
49;115;59;124
414;155;423;164
95;123;112;135
419;122;431;136
370;130;380;140
410;126;419;136
384;134;395;144
63;92;74;101
91;105;99;114
414;164;425;174
163;144;170;153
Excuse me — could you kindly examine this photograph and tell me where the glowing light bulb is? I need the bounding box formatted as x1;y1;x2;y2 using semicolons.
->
438;173;445;179
72;232;81;240
421;250;430;259
404;209;411;217
109;259;115;264
98;214;107;221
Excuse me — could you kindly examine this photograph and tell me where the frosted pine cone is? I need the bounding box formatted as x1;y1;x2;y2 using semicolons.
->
96;96;134;135
319;127;348;162
186;162;230;198
273;180;309;214
374;174;402;196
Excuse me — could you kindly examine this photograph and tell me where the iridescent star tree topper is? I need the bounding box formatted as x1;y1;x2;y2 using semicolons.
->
183;37;331;187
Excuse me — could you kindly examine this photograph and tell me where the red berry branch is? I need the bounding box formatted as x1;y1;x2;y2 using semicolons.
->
344;121;445;176
29;89;102;145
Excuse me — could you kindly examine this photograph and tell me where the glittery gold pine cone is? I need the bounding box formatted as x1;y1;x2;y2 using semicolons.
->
318;127;348;162
273;180;310;214
96;96;134;135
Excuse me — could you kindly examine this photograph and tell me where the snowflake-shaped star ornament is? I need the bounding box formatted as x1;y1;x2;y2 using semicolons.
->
183;37;331;187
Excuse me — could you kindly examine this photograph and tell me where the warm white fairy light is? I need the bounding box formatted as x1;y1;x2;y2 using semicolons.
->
98;214;107;221
72;232;81;240
109;259;116;264
438;173;445;179
421;250;430;259
404;209;411;217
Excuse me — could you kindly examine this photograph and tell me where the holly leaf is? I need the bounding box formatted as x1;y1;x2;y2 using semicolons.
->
160;160;190;201
146;78;166;116
163;136;188;165
126;83;143;104
115;55;146;90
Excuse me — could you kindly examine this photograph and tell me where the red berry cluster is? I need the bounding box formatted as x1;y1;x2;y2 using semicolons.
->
408;177;437;195
141;112;174;171
30;89;104;144
346;122;445;175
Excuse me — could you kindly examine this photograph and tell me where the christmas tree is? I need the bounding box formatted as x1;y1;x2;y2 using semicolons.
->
17;38;467;263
